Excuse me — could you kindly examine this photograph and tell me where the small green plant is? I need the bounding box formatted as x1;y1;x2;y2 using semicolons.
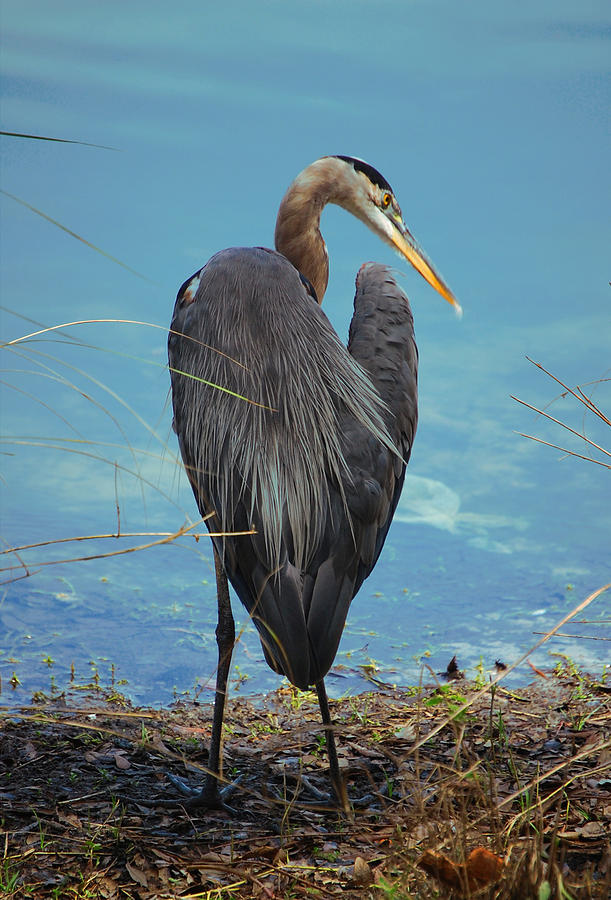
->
286;685;317;711
374;875;403;898
425;684;468;722
384;772;395;798
551;651;580;678
84;838;102;865
0;861;19;893
313;845;340;863
34;813;47;851
311;733;326;758
575;807;592;823
360;656;381;678
249;714;281;737
473;655;487;688
348;694;371;725
104;691;128;706
232;664;250;688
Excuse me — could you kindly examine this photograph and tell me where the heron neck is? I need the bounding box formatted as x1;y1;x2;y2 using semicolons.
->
274;157;349;303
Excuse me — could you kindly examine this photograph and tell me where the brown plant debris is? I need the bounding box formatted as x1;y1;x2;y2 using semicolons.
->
418;846;504;894
1;669;609;898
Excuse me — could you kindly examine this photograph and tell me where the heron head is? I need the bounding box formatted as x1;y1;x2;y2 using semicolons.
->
328;155;461;314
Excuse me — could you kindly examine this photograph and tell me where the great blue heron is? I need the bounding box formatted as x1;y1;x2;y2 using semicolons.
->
168;155;459;809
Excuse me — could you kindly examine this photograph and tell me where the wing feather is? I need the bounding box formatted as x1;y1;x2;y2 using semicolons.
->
169;253;417;688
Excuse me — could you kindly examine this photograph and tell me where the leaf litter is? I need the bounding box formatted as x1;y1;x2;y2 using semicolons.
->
1;666;609;898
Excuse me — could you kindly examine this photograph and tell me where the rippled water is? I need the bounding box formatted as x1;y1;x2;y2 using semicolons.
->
1;1;609;705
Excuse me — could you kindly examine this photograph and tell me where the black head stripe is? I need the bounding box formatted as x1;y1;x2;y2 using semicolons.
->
299;271;319;303
333;155;394;194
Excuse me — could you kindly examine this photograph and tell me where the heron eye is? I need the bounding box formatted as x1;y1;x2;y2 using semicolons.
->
381;192;392;209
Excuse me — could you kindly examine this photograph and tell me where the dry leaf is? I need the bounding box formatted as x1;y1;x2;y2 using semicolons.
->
352;856;373;886
273;847;289;865
418;849;463;889
57;811;81;829
97;875;119;899
527;660;548;678
575;822;606;838
347;741;384;759
395;724;416;741
23;741;38;760
418;847;504;893
114;751;130;770
151;736;173;754
466;847;504;883
125;860;148;887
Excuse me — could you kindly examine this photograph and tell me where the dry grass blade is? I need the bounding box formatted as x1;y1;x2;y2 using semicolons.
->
4;344;155;497
3;317;248;370
0;520;255;583
512;395;611;460
525;356;610;426
3;316;274;408
513;357;610;468
0;130;119;150
513;431;611;468
0;374;85;435
0;439;180;509
1;190;152;281
1;318;271;587
532;630;610;641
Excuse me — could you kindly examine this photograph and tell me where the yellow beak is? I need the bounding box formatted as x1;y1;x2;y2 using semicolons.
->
391;221;462;314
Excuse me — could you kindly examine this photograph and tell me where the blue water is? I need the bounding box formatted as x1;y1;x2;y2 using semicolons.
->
1;1;609;706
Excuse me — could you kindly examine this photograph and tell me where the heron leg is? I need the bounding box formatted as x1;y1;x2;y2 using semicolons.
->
315;679;349;811
177;547;236;809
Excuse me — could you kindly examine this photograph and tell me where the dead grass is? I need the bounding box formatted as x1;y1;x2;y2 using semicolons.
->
513;359;610;470
1;666;609;899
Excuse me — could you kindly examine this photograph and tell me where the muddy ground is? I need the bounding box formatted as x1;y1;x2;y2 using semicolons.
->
1;668;609;898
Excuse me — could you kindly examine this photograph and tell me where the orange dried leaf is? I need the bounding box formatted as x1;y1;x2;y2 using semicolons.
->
417;850;462;888
418;847;504;893
527;660;548;678
465;847;504;885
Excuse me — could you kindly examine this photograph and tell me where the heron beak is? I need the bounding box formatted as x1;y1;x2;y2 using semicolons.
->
391;219;462;314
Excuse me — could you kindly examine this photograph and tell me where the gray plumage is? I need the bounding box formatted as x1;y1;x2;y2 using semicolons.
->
168;154;460;690
167;156;458;807
169;250;417;689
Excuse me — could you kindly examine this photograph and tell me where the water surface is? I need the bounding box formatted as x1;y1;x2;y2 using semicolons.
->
1;1;609;705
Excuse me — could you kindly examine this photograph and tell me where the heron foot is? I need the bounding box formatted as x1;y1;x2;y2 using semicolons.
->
166;772;243;813
275;773;352;815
